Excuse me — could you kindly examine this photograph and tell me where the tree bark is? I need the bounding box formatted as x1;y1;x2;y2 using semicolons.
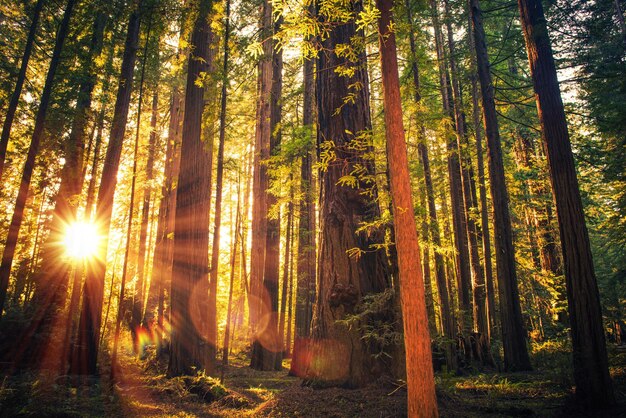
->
377;0;438;414
469;0;532;371
518;0;615;405
305;2;389;387
168;0;215;377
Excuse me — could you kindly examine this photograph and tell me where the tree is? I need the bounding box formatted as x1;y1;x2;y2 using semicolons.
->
0;0;44;183
305;0;390;387
69;1;142;376
469;0;532;372
377;0;438;414
0;0;76;320
168;0;215;377
517;0;615;406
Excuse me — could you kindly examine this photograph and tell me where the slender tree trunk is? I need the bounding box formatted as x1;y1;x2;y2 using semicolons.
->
377;0;438;414
221;180;240;381
285;230;294;358
290;27;316;377
0;0;76;320
470;0;532;371
467;26;496;338
0;0;44;183
406;0;455;370
208;0;231;373
278;183;293;365
430;0;472;342
518;0;615;405
168;0;215;377
70;3;142;376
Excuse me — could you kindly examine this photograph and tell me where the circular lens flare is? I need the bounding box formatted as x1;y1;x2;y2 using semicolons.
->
63;221;100;259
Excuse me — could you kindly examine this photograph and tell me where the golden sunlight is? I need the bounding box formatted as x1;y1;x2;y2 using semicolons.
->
63;221;101;259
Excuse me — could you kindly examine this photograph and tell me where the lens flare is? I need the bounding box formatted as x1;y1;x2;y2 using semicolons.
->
63;221;101;259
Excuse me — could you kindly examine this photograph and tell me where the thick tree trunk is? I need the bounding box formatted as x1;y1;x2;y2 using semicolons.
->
249;0;273;370
168;0;215;377
305;3;389;387
518;0;615;406
0;0;44;183
70;4;142;376
0;0;76;320
377;0;438;414
469;0;532;371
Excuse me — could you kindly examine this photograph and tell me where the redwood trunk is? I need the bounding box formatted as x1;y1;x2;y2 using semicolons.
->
518;0;615;405
377;0;438;414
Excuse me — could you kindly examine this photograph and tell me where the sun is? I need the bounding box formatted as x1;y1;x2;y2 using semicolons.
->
63;221;101;259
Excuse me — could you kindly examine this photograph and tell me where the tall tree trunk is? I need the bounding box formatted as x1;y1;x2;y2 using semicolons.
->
253;12;283;371
278;183;293;365
0;0;76;320
168;0;215;377
249;0;273;370
290;27;316;377
377;0;438;414
0;0;44;183
518;0;615;405
406;0;455;370
208;0;231;373
467;22;496;338
69;3;142;376
430;0;472;341
133;82;159;338
305;3;389;387
9;11;105;372
469;0;532;371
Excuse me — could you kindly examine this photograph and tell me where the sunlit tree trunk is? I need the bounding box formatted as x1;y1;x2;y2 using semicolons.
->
377;0;438;414
518;0;615;405
290;27;316;377
70;3;142;376
278;183;293;365
168;0;215;377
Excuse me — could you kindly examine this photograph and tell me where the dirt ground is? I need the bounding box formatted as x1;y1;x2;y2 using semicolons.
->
1;345;625;417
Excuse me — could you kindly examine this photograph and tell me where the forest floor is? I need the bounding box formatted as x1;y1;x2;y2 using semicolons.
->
1;341;625;417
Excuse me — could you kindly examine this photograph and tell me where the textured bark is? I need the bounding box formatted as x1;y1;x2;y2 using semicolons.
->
406;0;454;355
168;0;215;377
249;0;273;370
377;0;438;414
470;0;532;371
305;3;389;387
70;4;141;376
0;0;76;320
0;0;44;183
518;0;615;406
